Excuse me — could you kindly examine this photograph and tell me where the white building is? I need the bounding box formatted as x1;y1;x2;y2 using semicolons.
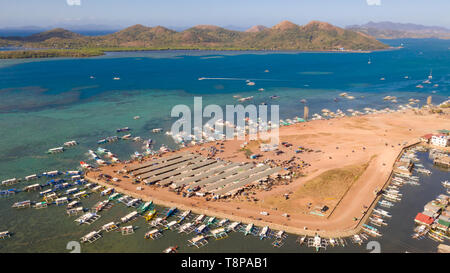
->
431;135;449;147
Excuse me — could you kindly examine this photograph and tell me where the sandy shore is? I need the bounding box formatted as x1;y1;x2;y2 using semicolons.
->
86;108;449;237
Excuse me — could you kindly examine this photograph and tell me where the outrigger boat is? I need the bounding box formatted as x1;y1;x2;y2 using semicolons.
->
1;178;19;186
163;246;178;253
178;210;191;221
145;229;162;240
412;225;429;239
428;231;445;243
296;235;307;245
100;188;114;196
94;200;110;213
244;223;254;236
178;222;194;234
218;219;229;227
352;234;363;245
126;198;141;207
188;235;208;248
328;238;337;247
211;227;228;240
81;231;101;243
55;197;68;206
121;225;135;235
275;230;285;239
67;207;84;216
121;211;139;223
362;224;382;237
195;224;208;234
23;184;41;192
75;212;100;225
150;217;164;227
101;222;119;232
73;190;88;199
194;214;205;224
165;220;179;230
34;201;48;209
144;209;157;221
226;221;241;232
25;174;38;181
108;192;122;201
116;127;131;133
378;200;394;208
138;201;153;214
206;216;216;226
165;207;177;218
12;200;31;209
373;208;392;218
308;234;327;252
369;216;388;226
0;231;11;239
259;226;269;240
47;147;64;154
442;180;450;188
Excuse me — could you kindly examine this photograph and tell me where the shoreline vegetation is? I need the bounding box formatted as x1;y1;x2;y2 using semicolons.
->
0;20;390;59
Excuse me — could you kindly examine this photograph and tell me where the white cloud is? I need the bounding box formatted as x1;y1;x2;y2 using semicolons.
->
366;0;381;6
67;0;81;6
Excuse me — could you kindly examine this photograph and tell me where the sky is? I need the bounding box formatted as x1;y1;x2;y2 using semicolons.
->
1;0;450;29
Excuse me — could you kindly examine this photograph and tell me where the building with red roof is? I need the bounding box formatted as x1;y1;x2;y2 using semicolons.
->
414;212;434;226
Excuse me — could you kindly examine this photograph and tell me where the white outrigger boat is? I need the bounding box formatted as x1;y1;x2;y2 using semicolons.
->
178;210;191;221
100;188;114;196
178;222;194;234
75;212;100;225
373;208;392;218
259;226;269;240
0;231;11;239
378;200;394;208
145;229;162;240
81;231;101;243
194;214;205;224
67;207;84;216
362;224;382;237
150;217;165;227
188;235;208;248
121;211;139;223
226;221;241;232
352;234;363;245
2;178;19;186
211;227;228;240
308;234;327;252
296;235;307;245
12;200;31;209
121;225;135;235
101;222;119;232
218;219;229;227
244;223;254;236
369;216;388;226
126;198;141;207
67;200;80;209
442;180;450;188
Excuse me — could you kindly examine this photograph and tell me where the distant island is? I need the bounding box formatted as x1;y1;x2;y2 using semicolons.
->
0;20;389;59
347;21;450;39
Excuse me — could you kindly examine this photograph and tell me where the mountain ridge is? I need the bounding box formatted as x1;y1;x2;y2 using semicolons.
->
0;20;390;58
347;21;450;39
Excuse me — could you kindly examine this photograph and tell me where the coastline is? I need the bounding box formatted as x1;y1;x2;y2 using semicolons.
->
85;108;449;238
0;46;399;60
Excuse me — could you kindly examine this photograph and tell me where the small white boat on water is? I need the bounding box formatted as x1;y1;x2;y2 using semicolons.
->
259;226;269;240
244;223;254;236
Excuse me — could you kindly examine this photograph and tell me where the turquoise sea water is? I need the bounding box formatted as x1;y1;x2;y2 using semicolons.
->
0;39;448;253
